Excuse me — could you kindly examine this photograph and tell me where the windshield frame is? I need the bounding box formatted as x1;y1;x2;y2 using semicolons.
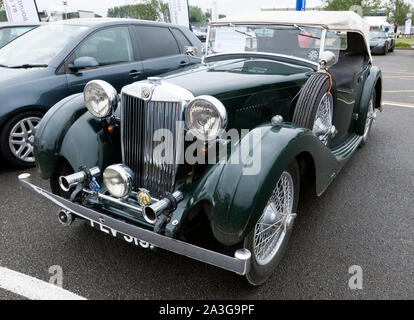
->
205;23;332;66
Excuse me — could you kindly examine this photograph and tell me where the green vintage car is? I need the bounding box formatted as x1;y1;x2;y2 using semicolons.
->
19;11;382;285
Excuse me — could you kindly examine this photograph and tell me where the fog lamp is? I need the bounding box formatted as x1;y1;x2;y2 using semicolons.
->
103;164;133;198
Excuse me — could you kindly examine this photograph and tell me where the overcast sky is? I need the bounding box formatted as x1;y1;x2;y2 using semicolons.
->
35;0;324;17
34;0;414;18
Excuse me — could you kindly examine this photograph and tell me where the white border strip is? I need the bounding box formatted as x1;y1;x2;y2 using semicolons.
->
382;102;414;109
0;267;86;300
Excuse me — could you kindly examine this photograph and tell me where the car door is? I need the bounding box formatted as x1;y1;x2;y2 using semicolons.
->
328;32;368;147
130;25;190;78
65;25;144;94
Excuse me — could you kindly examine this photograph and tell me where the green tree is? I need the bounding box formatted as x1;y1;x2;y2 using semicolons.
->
386;0;413;28
0;0;6;22
107;0;168;22
159;1;170;22
189;6;206;24
323;0;382;14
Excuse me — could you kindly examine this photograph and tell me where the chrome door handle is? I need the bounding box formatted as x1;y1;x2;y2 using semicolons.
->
129;70;142;78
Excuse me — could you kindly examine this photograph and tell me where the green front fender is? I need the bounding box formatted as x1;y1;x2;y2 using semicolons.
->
59;113;121;172
35;94;88;179
186;124;339;246
34;93;120;179
355;66;382;135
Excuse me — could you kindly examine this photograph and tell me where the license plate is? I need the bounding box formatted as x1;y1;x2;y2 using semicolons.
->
89;219;153;249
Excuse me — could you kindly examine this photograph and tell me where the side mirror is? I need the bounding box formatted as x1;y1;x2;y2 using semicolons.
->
319;51;337;70
184;46;198;57
69;56;99;71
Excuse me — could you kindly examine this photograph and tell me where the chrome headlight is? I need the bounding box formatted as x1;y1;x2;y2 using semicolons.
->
185;95;227;141
84;80;119;118
103;164;133;198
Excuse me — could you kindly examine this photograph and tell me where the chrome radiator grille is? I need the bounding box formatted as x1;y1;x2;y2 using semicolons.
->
121;94;184;198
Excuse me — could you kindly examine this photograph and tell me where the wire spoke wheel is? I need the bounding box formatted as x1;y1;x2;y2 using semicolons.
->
312;92;333;145
8;117;40;163
253;171;295;266
363;96;375;141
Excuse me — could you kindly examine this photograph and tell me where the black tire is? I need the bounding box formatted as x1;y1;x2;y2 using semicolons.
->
292;72;335;142
50;159;75;199
0;111;44;168
244;160;300;286
383;45;388;55
389;43;394;52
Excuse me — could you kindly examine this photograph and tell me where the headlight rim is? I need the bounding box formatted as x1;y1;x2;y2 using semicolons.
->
84;80;119;119
103;164;134;199
185;95;228;141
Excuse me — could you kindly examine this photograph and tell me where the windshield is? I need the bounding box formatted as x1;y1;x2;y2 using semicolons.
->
0;26;35;48
207;25;341;64
370;31;386;39
0;24;89;67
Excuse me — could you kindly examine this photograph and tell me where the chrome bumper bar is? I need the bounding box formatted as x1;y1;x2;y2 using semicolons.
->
18;173;251;276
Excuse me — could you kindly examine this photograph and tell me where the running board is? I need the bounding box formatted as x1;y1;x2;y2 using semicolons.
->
331;134;363;161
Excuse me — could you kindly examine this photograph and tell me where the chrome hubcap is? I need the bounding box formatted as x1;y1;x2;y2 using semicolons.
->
8;117;40;163
253;172;295;266
363;97;375;141
313;92;334;145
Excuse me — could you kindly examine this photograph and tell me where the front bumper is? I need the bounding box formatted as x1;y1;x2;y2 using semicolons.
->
370;44;386;54
18;173;251;276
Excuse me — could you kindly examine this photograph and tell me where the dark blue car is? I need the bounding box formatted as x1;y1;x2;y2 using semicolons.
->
0;18;202;167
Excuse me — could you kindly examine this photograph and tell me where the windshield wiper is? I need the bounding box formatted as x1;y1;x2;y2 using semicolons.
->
0;64;9;68
293;24;321;40
9;64;48;69
234;29;253;38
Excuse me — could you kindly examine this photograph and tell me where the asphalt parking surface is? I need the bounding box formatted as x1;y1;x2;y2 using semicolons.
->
0;50;413;300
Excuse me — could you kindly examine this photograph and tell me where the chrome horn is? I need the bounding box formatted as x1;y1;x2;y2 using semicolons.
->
59;167;100;192
143;191;184;224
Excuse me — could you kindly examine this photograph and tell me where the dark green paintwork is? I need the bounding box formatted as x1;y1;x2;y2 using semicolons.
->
34;56;382;246
165;58;312;131
34;93;121;178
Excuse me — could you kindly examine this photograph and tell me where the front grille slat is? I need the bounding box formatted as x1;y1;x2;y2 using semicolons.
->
122;94;181;199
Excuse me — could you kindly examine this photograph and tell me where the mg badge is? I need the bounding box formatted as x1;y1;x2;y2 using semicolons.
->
137;189;151;206
141;87;151;100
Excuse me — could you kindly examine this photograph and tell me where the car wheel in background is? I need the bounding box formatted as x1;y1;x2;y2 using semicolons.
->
292;72;336;146
244;160;300;286
383;45;388;55
0;111;44;168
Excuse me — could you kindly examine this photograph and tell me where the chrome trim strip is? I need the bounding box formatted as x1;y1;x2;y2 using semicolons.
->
122;80;194;102
18;174;251;276
204;52;319;68
82;189;143;214
319;29;327;63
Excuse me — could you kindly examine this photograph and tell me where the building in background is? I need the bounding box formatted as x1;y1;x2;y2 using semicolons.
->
45;2;101;21
365;16;393;31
